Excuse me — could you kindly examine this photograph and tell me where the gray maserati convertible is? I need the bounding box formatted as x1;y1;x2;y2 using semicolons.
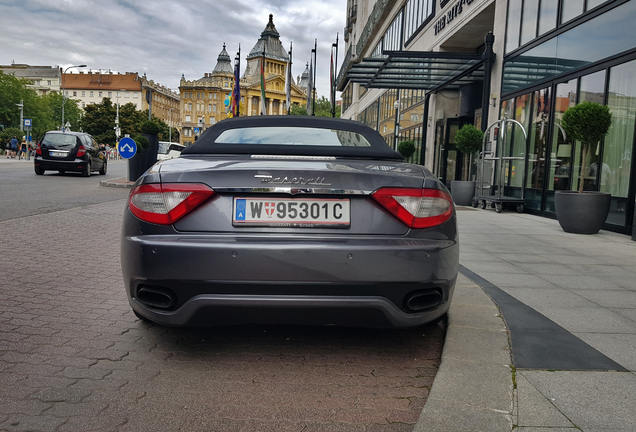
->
121;116;459;328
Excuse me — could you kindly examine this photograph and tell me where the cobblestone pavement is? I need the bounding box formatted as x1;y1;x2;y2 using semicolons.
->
0;200;445;432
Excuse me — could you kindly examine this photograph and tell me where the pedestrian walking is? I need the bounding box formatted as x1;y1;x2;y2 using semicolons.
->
18;139;27;160
9;136;18;158
4;140;10;157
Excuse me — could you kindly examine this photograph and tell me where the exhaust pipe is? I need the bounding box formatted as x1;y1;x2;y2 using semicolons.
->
404;289;443;312
137;286;177;310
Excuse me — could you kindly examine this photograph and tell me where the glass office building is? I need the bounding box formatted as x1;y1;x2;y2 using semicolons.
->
339;0;636;235
501;0;636;233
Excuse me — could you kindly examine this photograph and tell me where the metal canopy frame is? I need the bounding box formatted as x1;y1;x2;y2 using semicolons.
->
347;50;489;92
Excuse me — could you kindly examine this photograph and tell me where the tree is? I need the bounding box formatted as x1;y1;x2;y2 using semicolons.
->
81;98;117;144
454;124;484;180
39;92;82;138
291;96;341;117
0;71;49;139
561;101;612;193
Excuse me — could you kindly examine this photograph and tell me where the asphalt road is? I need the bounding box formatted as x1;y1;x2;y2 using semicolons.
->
0;159;446;431
0;159;129;222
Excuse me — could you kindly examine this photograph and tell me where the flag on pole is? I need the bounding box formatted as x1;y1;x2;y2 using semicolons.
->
260;52;267;115
232;46;241;117
330;49;334;111
306;54;313;115
285;42;292;114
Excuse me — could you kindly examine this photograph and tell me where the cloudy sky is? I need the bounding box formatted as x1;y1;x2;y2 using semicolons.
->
1;0;347;99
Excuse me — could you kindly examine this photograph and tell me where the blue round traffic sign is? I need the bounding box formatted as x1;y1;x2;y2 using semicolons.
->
118;137;137;159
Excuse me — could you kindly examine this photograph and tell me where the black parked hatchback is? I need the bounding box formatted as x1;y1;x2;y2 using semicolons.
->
34;131;107;176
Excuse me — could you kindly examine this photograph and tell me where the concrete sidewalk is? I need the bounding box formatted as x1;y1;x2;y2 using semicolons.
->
417;206;636;431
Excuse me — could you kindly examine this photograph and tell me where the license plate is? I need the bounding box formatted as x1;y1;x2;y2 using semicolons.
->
233;197;350;227
50;151;67;157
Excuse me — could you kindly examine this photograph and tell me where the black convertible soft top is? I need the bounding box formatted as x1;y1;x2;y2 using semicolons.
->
181;116;404;160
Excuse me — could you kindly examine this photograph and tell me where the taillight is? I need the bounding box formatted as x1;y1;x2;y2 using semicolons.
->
77;145;86;157
128;183;215;225
372;187;454;229
36;143;42;155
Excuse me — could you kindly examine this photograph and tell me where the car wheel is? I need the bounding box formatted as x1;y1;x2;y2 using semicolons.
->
82;161;91;177
99;160;107;175
34;166;44;175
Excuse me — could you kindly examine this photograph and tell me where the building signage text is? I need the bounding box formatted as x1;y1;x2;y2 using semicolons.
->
435;0;475;35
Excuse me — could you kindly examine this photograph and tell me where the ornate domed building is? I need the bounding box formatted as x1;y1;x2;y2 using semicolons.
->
242;14;307;116
178;15;308;145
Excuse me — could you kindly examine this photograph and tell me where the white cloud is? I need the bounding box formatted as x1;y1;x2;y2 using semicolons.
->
1;0;346;100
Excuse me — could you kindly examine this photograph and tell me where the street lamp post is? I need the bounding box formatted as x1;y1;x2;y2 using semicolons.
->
114;89;126;142
393;96;401;150
61;64;86;131
16;100;24;131
169;108;175;143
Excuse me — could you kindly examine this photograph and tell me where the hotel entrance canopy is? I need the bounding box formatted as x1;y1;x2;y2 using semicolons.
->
346;50;490;92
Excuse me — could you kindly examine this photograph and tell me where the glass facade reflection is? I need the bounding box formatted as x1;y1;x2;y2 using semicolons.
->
503;1;636;94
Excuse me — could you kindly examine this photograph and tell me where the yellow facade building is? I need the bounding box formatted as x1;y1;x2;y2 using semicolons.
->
178;14;307;145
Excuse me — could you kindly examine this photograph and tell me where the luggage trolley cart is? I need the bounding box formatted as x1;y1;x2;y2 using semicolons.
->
472;116;528;213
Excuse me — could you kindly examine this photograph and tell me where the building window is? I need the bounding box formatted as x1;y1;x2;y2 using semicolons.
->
133;93;138;98
90;91;94;97
125;92;130;98
188;103;192;111
404;0;433;44
82;102;85;108
561;0;584;24
185;115;191;122
47;80;52;85
213;105;217;113
209;93;213;99
214;93;217;99
507;0;611;54
208;104;212;112
81;91;85;97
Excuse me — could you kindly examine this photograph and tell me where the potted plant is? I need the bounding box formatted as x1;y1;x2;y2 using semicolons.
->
451;124;484;206
555;101;612;234
397;140;416;161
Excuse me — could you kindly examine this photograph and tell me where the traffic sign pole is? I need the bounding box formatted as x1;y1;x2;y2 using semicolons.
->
117;137;137;182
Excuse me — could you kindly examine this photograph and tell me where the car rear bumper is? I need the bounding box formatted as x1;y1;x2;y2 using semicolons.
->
35;157;86;171
121;214;459;328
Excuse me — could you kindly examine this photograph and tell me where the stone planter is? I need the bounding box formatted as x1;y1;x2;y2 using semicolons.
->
142;134;158;171
450;180;476;206
554;191;611;234
128;150;144;182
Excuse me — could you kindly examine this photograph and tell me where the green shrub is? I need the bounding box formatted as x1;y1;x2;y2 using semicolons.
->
140;121;160;135
397;140;416;159
133;135;149;151
453;124;483;154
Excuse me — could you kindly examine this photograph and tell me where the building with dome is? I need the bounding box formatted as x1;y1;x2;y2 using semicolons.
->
178;15;307;145
241;14;307;116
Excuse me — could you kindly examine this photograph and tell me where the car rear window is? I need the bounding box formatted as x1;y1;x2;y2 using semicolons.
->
182;117;404;160
42;134;77;147
214;127;371;147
